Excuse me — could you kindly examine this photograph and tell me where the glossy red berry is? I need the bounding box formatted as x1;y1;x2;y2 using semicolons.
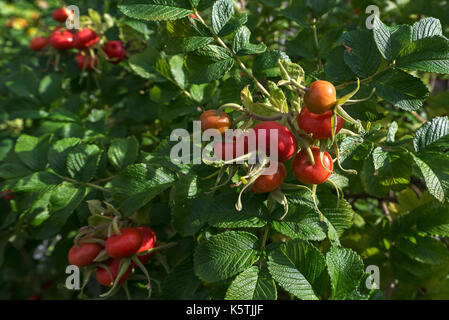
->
76;52;99;70
49;30;73;50
104;41;126;64
52;7;72;23
292;147;333;185
251;162;287;194
297;107;345;140
304;80;337;114
136;226;157;264
29;37;48;51
68;242;103;267
251;121;296;162
73;28;99;50
95;258;132;287
105;228;142;259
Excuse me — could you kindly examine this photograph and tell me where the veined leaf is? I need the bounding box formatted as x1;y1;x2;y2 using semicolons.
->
194;231;260;282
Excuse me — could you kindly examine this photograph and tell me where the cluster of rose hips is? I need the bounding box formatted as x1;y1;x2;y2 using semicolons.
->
68;221;156;289
28;7;126;71
200;79;343;198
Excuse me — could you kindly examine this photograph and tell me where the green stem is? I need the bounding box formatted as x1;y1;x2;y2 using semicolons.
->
193;9;280;110
335;65;394;90
217;103;244;113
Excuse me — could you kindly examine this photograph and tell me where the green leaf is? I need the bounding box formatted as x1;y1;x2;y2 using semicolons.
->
66;144;101;182
108;137;139;170
225;266;277;300
129;47;168;81
412;18;443;41
110;164;176;215
397;35;449;74
38;74;63;105
165;19;213;54
413;117;449;153
306;0;329;17
321;198;354;238
324;46;355;83
397;234;449;265
118;1;192;21
194;231;260;282
410;152;447;202
232;26;266;56
370;69;429;111
372;16;411;62
279;0;308;27
342;30;381;78
371;147;411;190
267;239;326;300
218;13;248;37
15;134;50;171
398;202;449;237
211;0;234;34
207;193;268;229
185;45;234;83
161;255;201;299
271;200;327;241
30;183;87;239
169;55;188;89
326;245;365;300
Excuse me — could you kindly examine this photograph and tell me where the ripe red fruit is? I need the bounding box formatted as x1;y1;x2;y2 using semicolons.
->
189;14;198;19
76;52;99;70
105;228;142;259
29;37;48;51
52;7;72;23
251;121;296;162
251;162;287;194
200;110;230;134
292;147;333;185
136;226;157;264
96;258;132;287
49;30;73;50
304;80;337;114
73;28;99;50
104;41;126;64
297;107;345;140
2;190;14;201
68;242;103;267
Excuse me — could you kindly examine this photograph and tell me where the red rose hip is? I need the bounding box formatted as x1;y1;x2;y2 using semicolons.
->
29;37;48;51
49;30;73;50
136;226;157;264
105;227;142;258
73;28;99;50
104;41;126;64
297;107;345;140
251;162;287;194
292;146;333;185
96;258;132;286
